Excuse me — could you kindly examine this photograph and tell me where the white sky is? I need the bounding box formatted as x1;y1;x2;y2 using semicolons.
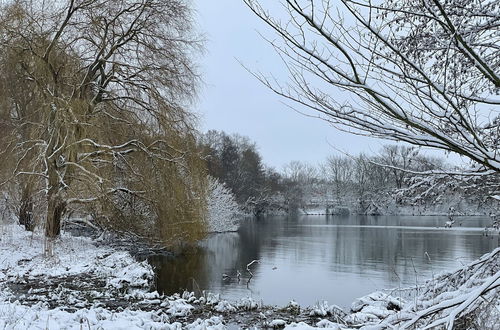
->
192;0;463;170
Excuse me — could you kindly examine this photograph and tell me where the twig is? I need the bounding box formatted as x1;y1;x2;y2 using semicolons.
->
246;259;259;277
410;257;419;306
246;260;260;287
425;251;435;305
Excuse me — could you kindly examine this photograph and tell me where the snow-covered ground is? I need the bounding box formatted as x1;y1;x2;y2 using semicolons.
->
0;224;234;329
0;224;153;287
1;224;498;329
0;300;227;330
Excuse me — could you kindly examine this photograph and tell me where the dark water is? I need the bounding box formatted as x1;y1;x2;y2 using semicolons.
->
149;215;499;308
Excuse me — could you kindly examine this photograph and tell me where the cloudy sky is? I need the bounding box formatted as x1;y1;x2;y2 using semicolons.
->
192;1;459;170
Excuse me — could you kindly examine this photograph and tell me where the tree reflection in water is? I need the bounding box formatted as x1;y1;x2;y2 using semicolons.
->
149;215;498;307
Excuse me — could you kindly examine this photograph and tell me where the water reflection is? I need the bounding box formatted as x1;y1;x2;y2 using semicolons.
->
149;215;499;307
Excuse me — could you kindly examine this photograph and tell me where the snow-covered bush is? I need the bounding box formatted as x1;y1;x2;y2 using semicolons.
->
206;176;242;233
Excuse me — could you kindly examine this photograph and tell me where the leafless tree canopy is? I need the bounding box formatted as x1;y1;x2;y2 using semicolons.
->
244;0;500;173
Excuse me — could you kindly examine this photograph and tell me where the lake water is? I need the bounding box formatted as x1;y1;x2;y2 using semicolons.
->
149;215;499;308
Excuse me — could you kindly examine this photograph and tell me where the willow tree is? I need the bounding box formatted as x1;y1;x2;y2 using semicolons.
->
0;0;207;249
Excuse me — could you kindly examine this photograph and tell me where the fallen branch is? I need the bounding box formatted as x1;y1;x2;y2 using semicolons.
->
246;260;259;277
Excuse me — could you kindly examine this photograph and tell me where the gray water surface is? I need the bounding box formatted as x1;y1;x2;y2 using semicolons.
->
149;215;499;307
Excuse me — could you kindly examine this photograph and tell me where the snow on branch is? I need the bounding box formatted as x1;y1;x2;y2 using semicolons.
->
377;247;500;329
370;160;496;177
243;0;500;172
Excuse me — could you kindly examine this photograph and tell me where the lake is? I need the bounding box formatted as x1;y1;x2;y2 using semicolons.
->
148;215;499;308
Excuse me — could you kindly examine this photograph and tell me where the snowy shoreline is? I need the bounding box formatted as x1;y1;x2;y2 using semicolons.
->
1;224;498;329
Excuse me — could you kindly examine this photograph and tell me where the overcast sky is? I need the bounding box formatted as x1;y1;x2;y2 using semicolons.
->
192;1;461;170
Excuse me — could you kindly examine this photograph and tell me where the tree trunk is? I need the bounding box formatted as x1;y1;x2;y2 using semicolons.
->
45;150;66;238
19;196;35;231
45;195;66;238
19;190;34;231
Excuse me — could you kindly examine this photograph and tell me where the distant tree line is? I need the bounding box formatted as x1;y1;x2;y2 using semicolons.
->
199;130;284;215
197;130;481;215
280;145;448;214
321;146;445;214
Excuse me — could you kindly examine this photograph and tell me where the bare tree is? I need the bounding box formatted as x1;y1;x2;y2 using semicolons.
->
244;0;499;327
244;0;500;173
352;154;373;212
324;155;353;205
283;160;317;184
282;160;319;210
378;145;419;188
0;0;204;249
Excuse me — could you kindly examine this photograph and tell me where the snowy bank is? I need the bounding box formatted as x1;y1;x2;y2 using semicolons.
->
0;225;231;329
0;224;153;289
